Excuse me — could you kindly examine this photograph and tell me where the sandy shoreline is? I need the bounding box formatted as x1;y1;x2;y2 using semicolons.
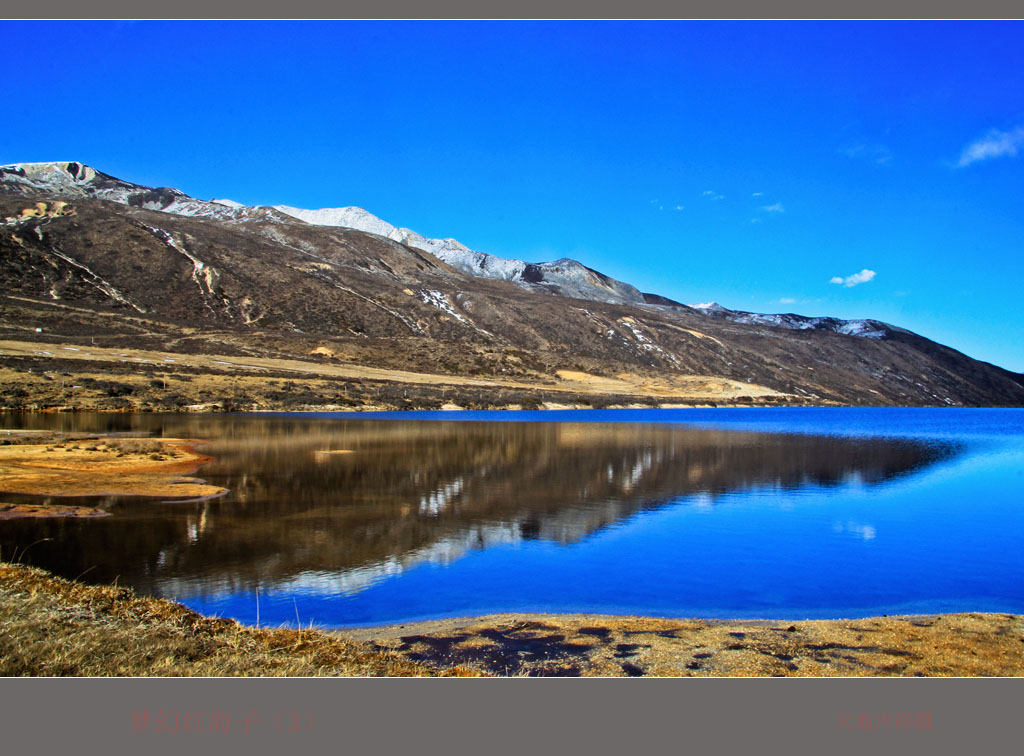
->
0;561;1020;676
0;432;226;509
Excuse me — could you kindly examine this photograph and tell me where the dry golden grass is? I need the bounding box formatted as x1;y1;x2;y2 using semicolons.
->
0;436;226;500
0;338;788;402
0;562;480;677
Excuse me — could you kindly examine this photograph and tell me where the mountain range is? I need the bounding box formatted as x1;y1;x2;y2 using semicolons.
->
2;160;1022;410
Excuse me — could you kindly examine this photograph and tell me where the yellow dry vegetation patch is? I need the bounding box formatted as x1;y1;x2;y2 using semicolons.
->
555;370;635;392
0;562;480;677
13;201;75;221
0;338;788;403
655;321;726;346
555;369;784;399
0;339;507;389
0;437;225;501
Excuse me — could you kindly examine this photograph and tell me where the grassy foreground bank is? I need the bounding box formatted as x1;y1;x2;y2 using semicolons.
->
2;562;1022;677
0;562;476;676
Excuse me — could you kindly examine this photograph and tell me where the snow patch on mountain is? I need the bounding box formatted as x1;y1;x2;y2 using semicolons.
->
690;302;892;340
274;205;400;238
418;289;469;324
690;302;728;313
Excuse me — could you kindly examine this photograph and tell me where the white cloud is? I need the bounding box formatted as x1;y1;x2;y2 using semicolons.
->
841;142;892;165
830;269;876;288
761;202;785;213
701;190;725;200
675;205;684;211
751;192;764;197
956;126;1024;167
778;297;796;304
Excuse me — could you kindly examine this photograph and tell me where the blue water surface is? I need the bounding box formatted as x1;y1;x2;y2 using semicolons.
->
2;408;1021;626
177;408;1023;626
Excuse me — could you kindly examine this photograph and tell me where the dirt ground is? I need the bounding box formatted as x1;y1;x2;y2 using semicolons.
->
0;434;225;503
340;611;1024;677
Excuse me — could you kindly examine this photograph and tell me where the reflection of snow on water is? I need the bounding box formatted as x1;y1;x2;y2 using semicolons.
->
278;523;524;596
419;477;465;516
832;521;877;541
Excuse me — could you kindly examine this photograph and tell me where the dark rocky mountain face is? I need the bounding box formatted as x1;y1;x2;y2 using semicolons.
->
2;162;1022;409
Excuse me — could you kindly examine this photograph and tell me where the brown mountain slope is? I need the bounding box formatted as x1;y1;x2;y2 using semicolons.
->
1;183;1022;409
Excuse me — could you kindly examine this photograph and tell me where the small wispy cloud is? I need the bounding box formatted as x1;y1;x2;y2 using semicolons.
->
956;126;1024;168
701;190;725;200
751;192;764;197
761;202;785;213
675;205;684;211
841;142;893;165
778;297;796;304
830;269;876;288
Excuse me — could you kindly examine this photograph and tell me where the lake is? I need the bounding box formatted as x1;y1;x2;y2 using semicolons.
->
1;408;1022;627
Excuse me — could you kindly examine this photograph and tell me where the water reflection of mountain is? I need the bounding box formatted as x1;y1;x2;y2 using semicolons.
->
1;416;957;599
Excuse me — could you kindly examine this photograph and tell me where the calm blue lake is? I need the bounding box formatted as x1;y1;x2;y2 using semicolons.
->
2;408;1022;626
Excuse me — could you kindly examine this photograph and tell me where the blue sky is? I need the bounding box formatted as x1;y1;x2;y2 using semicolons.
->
3;20;1023;371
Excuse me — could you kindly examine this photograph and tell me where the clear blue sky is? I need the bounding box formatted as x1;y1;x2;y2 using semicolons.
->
3;20;1023;371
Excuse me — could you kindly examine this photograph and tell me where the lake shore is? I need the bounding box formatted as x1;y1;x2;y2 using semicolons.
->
0;432;225;510
340;611;1024;676
2;423;1022;677
1;561;1021;676
0;561;476;677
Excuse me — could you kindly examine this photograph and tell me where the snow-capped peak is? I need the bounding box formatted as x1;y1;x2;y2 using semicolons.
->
211;198;244;208
273;205;401;238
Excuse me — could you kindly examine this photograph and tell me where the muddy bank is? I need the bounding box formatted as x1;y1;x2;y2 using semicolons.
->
340;612;1024;677
0;432;226;508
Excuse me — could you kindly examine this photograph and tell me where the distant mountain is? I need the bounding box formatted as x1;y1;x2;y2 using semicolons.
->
2;160;1022;408
687;302;895;340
